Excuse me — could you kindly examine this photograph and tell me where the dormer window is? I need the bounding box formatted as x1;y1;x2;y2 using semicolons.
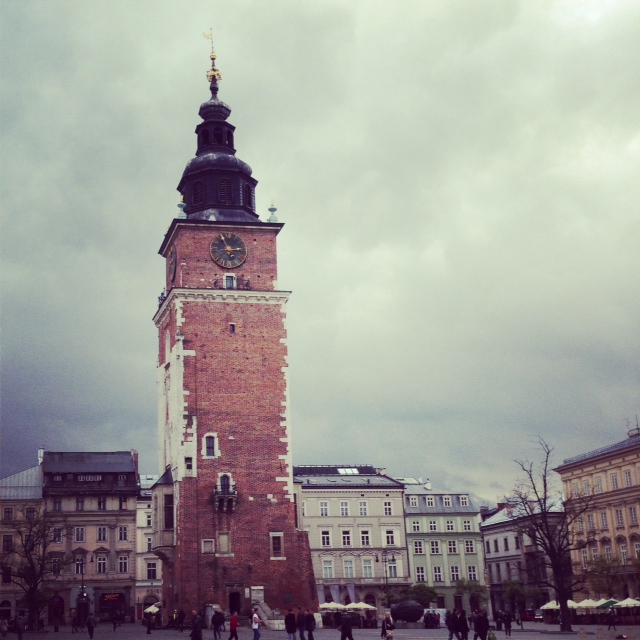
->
218;179;232;204
193;181;205;204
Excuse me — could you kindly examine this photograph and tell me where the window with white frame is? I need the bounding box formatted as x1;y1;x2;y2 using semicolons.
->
413;540;424;555
634;542;640;559
577;517;584;532
465;540;475;553
340;501;349;517
433;566;443;582
468;565;477;581
446;520;454;531
629;506;638;525
342;530;351;547
385;530;396;546
587;514;595;530
443;496;452;507
343;559;354;578
600;512;608;529
430;540;440;554
412;521;420;532
410;496;418;508
147;562;157;580
581;548;588;568
429;520;437;531
611;474;619;490
147;537;152;552
604;546;612;561
584;479;592;494
97;555;107;574
363;558;373;578
463;520;472;531
387;558;398;578
359;501;368;516
75;527;85;543
620;543;628;564
320;501;329;517
591;547;599;562
416;566;425;582
146;513;152;526
361;530;370;546
427;497;435;507
460;496;468;506
270;533;284;558
571;482;579;497
594;477;602;493
203;434;218;458
97;526;107;542
52;528;62;543
384;501;392;516
615;509;624;527
321;531;331;547
118;555;128;573
624;470;633;487
75;557;85;575
448;540;458;554
322;559;333;579
118;526;128;541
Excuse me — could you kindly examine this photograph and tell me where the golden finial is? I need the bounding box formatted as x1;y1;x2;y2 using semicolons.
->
203;28;221;83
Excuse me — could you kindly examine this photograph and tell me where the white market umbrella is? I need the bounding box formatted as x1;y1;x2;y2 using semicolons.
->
320;603;345;610
144;605;160;614
576;599;598;608
567;600;580;609
614;598;640;608
344;603;376;610
540;601;558;610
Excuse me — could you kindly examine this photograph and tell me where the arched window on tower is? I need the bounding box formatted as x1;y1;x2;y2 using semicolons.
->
218;179;232;204
243;184;253;211
220;474;231;495
205;436;215;457
214;128;223;144
193;181;205;204
200;129;210;147
226;131;234;148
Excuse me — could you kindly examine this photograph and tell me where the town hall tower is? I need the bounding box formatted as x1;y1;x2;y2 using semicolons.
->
152;49;316;615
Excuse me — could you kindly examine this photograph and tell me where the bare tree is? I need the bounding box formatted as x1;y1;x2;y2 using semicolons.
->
0;505;69;627
507;438;593;632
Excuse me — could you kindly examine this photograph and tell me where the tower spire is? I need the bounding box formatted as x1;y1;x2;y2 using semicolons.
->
177;40;259;222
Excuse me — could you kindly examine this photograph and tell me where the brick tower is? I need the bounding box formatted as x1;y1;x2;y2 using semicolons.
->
152;49;316;615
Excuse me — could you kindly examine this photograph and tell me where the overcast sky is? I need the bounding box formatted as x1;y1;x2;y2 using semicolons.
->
2;0;639;504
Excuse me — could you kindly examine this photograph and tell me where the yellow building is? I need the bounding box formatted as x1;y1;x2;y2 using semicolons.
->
555;428;640;599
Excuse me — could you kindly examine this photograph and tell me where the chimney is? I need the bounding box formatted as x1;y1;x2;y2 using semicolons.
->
38;446;45;465
424;478;432;490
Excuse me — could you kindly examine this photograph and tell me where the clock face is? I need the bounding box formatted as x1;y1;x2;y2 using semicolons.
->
168;245;177;281
210;232;248;269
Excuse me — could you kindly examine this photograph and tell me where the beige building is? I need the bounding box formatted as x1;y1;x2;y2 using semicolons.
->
294;465;410;611
555;428;640;600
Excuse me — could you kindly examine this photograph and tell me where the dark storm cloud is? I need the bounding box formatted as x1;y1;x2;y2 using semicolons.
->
1;1;639;500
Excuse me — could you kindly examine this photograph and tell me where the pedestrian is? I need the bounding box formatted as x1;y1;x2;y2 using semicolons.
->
190;611;203;640
381;612;394;640
457;610;469;640
146;615;153;635
1;618;8;639
178;610;186;633
305;610;316;640
296;608;306;640
112;612;118;632
606;609;617;631
339;613;354;640
446;610;461;640
285;609;297;640
503;612;512;638
228;612;239;640
475;612;489;640
252;608;261;640
15;612;25;640
86;614;96;639
213;611;224;640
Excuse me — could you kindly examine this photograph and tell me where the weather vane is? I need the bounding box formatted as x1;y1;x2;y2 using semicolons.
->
203;28;221;83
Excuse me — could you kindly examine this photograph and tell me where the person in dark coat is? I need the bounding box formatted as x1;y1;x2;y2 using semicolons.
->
178;610;186;633
502;612;512;638
305;610;316;640
475;612;489;640
190;611;203;640
285;610;297;640
86;614;96;639
456;610;469;640
297;608;306;640
340;614;354;640
380;613;394;640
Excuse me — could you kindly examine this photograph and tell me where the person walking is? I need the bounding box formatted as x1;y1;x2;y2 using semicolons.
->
475;612;489;640
503;612;512;638
606;609;617;631
227;612;239;640
146;615;153;635
86;614;96;639
285;610;297;640
296;608;306;640
305;610;316;640
251;608;261;640
190;611;203;640
15;612;25;640
381;613;394;640
446;610;461;640
178;610;186;633
457;610;469;640
340;614;354;640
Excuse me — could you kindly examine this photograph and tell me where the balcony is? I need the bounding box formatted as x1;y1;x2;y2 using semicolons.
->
213;485;238;513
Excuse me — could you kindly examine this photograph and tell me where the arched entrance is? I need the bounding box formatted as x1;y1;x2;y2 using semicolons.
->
228;592;241;615
48;595;64;626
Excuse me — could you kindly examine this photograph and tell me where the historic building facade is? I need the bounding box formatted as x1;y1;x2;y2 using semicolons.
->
554;428;640;600
400;478;485;611
151;49;315;616
294;465;410;610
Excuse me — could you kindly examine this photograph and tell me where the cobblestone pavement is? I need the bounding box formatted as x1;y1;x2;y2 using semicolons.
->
23;623;636;640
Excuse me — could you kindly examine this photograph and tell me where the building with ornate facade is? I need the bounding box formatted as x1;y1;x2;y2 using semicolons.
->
400;478;485;611
554;428;640;600
294;465;410;610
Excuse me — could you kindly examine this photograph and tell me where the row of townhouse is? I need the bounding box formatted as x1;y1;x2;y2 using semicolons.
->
481;428;640;615
293;465;486;612
0;450;161;624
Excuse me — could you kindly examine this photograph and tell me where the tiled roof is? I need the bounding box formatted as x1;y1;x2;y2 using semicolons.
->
557;433;640;469
0;465;43;499
42;451;136;473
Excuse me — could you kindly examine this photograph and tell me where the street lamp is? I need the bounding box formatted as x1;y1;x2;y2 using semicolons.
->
77;554;93;624
375;550;401;607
